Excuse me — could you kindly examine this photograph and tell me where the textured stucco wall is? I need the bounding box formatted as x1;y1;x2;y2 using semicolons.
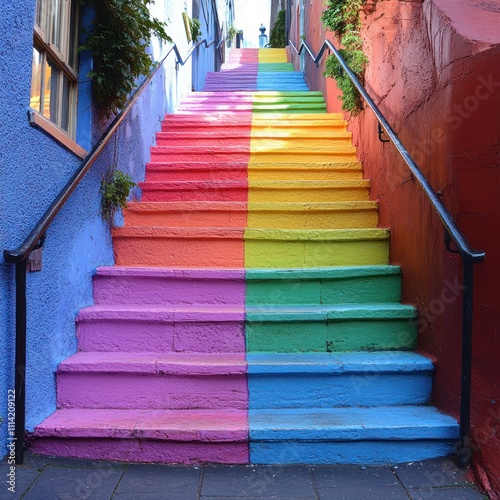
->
297;0;500;493
0;0;195;458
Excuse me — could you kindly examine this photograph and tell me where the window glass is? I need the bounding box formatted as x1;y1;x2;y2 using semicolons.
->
31;47;43;113
31;0;78;136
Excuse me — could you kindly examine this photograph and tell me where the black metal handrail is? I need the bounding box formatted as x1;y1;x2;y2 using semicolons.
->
290;38;485;466
3;35;224;465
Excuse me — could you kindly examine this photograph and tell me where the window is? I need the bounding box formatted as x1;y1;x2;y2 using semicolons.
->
30;0;79;138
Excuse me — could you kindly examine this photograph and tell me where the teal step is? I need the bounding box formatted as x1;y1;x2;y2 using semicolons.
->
245;266;402;306
249;405;459;464
246;304;416;352
247;352;432;409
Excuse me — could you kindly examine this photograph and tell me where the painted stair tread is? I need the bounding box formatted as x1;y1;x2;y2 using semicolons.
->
246;351;431;374
146;162;362;171
77;303;413;322
94;266;245;278
140;180;370;189
249;406;458;441
112;227;388;242
182;91;325;98
58;352;246;374
34;408;248;441
246;303;415;321
156;131;351;140
77;304;246;322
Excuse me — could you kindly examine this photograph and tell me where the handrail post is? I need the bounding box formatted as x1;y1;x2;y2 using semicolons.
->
15;261;27;465
457;259;474;468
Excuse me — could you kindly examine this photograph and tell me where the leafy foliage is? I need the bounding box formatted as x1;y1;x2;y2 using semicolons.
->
321;0;370;114
227;25;237;41
100;169;137;224
81;0;172;118
270;9;286;49
189;17;201;41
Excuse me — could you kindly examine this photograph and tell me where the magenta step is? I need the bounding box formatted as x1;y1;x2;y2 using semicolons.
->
57;352;247;410
93;268;245;306
33;408;248;464
77;305;245;353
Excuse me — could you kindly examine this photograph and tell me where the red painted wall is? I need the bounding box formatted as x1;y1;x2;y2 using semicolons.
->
293;0;500;494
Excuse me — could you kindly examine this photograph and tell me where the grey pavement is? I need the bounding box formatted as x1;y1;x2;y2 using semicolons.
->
1;453;489;499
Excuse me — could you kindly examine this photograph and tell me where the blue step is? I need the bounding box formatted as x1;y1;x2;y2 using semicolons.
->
249;405;459;464
247;352;433;409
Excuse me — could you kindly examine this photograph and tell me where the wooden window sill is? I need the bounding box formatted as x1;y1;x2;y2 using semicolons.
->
28;110;88;159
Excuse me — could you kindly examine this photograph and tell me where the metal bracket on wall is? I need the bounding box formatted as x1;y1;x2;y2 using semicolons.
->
378;123;390;143
27;234;45;272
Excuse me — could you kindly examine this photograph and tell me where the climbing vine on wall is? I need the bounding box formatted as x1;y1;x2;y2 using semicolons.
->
321;0;372;114
81;0;172;118
270;9;287;48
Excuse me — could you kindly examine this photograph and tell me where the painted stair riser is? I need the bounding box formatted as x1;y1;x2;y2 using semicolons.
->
112;234;244;267
93;271;245;306
155;137;351;148
249;441;456;465
245;272;402;305
32;439;249;465
145;164;364;182
247;373;431;408
122;205;247;228
111;234;389;267
245;238;389;268
57;373;247;410
77;317;245;353
139;184;370;203
246;319;416;352
122;205;379;230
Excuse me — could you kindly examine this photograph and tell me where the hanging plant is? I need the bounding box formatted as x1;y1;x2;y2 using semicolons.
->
100;168;137;224
80;0;172;118
189;17;202;41
321;0;373;115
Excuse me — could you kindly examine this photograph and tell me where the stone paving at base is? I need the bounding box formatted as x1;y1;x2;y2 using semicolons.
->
1;453;489;499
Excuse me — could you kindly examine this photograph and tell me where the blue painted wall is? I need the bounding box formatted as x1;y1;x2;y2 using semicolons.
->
0;0;218;457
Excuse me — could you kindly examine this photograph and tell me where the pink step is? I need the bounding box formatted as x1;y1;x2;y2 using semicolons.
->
149;147;251;163
139;180;248;202
57;352;247;410
33;408;248;464
77;305;245;353
145;162;249;181
92;267;245;306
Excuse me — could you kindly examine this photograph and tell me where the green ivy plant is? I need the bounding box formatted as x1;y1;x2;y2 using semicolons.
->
227;25;237;41
80;0;172;118
100;169;137;224
270;9;286;48
189;17;202;41
321;0;372;115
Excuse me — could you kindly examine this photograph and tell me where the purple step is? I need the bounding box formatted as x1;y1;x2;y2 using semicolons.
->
56;352;247;410
76;305;245;353
93;267;245;306
33;408;249;464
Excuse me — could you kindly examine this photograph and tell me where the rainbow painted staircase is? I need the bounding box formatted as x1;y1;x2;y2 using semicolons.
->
32;49;458;464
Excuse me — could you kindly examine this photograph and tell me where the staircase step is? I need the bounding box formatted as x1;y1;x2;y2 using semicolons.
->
122;201;378;229
245;303;416;352
111;226;245;267
56;352;247;410
244;228;390;268
245;266;401;305
249;406;458;464
145;161;363;182
111;227;389;267
33;408;248;464
139;180;370;203
247;352;430;408
93;267;245;306
77;304;245;353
